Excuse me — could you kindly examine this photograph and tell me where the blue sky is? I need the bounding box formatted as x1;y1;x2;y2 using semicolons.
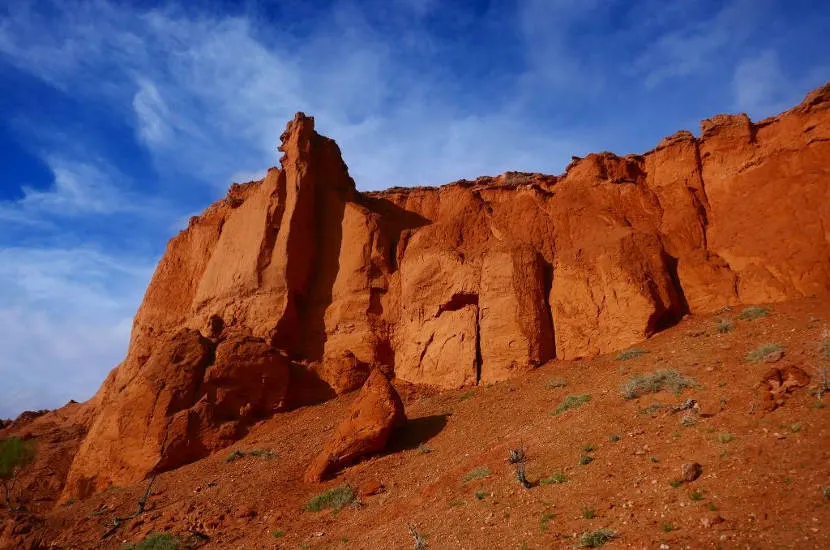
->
0;0;828;418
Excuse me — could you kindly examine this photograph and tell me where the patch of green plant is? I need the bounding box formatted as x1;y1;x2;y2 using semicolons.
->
616;348;648;361
790;423;801;433
0;436;36;507
121;533;180;550
583;444;595;452
823;487;830;500
459;390;475;401
248;449;276;459
462;467;491;482
474;490;488;501
581;506;596;519
579;528;617;547
304;485;356;512
707;503;718;511
689;489;705;501
540;472;568;484
716;319;734;333
546;377;568;389
416;443;433;454
670;480;682;488
621;369;697;399
553;394;591;415
650;456;659;463
737;306;770;320
717;432;735;444
608;434;621;442
639;402;664;415
224;449;244;462
579;455;594;465
271;531;284;538
745;343;784;362
539;512;554;533
661;522;676;533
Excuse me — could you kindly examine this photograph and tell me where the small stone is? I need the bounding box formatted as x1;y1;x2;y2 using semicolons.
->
358;480;385;497
701;514;725;528
681;462;703;483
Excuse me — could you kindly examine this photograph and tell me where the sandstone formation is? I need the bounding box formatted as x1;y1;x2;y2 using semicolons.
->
304;369;406;482
53;83;830;499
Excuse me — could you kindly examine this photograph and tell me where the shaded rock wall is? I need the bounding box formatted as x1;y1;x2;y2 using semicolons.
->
61;84;830;498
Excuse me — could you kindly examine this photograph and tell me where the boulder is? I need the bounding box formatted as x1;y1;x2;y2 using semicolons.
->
304;370;406;482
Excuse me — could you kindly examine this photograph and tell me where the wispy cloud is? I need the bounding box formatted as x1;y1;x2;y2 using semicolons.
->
0;247;152;417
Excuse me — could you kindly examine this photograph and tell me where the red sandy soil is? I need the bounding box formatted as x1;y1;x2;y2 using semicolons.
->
12;298;830;549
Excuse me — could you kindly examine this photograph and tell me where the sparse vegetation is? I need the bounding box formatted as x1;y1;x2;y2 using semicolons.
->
508;448;526;464
226;448;275;462
661;522;676;533
707;503;719;511
539;512;554;533
689;489;705;501
581;506;596;519
121;533;180;550
271;531;284;538
0;436;36;508
622;369;697;399
449;499;464;507
790;422;802;433
582;444;595;453
650;456;659;463
579;455;594;465
823;487;830;501
737;306;770;320
716;318;734;333
408;524;426;550
462;467;491;482
304;485;356;512
540;472;568;484
745;343;784;362
670;480;682;488
608;434;621;442
579;528;617;547
639;402;665;415
225;450;244;462
459;390;475;401
718;432;735;444
545;377;568;389
416;443;433;454
553;394;591;415
474;490;488;500
616;348;648;361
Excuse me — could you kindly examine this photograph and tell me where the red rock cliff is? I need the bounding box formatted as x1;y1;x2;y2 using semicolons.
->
61;85;830;499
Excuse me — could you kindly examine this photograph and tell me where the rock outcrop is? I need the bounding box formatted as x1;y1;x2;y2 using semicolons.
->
56;83;830;499
304;369;406;482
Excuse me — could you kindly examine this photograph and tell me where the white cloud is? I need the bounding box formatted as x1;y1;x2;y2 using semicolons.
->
0;156;156;223
0;247;152;418
0;1;580;193
631;0;759;88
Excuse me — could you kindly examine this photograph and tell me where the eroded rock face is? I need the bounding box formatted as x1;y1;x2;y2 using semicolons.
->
59;84;830;498
303;369;406;482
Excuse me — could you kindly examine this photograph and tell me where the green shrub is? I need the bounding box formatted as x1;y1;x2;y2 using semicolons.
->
616;348;647;361
716;319;734;333
579;455;594;465
121;533;180;550
621;370;697;399
0;437;36;507
462;467;491;482
304;485;356;512
540;472;568;484
745;343;784;362
717;432;735;444
579;528;617;547
224;450;244;462
416;443;433;454
545;378;568;389
737;306;770;320
553;394;591;415
581;506;596;519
